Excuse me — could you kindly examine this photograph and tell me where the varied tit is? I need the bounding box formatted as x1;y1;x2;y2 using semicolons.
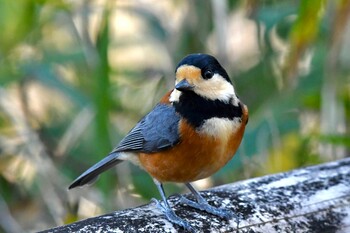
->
69;53;248;232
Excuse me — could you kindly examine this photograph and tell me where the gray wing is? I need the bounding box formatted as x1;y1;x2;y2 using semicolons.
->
112;104;180;153
68;103;180;189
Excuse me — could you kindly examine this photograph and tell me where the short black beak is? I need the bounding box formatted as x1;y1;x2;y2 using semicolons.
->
175;79;194;91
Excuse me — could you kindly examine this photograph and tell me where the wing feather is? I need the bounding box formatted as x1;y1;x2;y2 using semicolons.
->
69;104;180;189
112;104;180;153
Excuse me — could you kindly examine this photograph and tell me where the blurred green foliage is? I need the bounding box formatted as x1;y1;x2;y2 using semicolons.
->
0;0;349;232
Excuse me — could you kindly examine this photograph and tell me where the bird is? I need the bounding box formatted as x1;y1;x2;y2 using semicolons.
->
69;53;248;232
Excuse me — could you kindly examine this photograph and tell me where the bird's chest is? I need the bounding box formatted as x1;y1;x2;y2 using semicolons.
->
139;118;244;182
190;118;242;178
197;117;241;144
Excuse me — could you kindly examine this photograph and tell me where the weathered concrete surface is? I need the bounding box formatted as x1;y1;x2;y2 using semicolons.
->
41;158;350;233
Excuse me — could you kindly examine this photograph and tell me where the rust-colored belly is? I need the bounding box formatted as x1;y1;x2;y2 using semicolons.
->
139;118;246;183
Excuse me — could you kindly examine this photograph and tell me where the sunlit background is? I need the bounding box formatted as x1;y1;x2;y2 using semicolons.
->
0;0;349;232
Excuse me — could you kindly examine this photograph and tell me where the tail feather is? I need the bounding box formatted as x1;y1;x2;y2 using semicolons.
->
69;153;123;189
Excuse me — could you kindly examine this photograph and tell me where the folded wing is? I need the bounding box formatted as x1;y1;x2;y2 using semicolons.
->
69;103;180;189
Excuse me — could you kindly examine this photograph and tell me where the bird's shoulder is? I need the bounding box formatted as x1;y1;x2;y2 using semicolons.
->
112;91;180;153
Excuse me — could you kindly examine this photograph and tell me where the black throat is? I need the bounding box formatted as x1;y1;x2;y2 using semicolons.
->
173;91;243;128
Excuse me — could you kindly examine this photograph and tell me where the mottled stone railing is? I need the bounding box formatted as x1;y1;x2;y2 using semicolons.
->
41;158;350;233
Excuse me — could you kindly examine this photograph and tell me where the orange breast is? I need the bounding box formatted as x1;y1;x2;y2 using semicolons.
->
138;104;248;183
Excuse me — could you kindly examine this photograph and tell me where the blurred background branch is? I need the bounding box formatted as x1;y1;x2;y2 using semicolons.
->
0;0;349;232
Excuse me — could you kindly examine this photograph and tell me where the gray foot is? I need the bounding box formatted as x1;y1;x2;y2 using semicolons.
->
152;198;195;232
179;196;241;227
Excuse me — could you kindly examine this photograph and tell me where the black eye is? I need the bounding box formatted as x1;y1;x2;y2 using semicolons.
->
203;70;214;79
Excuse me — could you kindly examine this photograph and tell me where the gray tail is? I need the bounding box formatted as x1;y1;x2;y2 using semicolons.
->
68;153;123;189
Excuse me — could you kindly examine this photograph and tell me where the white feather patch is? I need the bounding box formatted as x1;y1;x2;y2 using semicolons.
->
198;117;241;141
118;152;142;167
169;89;181;103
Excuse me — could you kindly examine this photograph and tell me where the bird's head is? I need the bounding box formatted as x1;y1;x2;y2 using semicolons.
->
170;53;239;106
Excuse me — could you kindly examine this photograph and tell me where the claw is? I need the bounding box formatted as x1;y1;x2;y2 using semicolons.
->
184;183;241;228
179;196;241;228
152;198;195;232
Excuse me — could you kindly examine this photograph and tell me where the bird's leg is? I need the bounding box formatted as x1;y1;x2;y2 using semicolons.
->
152;179;195;232
180;183;241;226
